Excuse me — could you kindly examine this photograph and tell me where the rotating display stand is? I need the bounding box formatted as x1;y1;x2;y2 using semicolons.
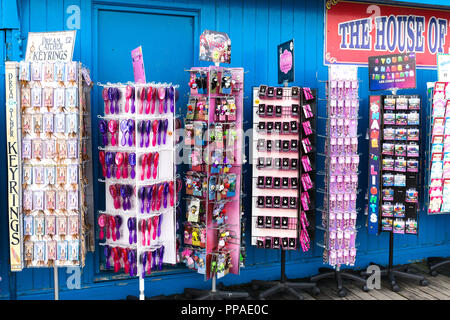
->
250;84;319;300
96;81;178;300
5;60;93;300
181;65;247;300
424;82;450;276
311;66;368;298
363;93;428;291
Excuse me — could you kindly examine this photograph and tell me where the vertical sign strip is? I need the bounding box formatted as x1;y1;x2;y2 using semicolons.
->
368;95;382;235
5;61;23;271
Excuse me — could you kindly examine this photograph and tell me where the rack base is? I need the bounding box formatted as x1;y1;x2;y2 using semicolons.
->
183;287;249;300
311;267;368;297
251;250;319;300
361;262;428;292
427;257;450;276
251;279;319;300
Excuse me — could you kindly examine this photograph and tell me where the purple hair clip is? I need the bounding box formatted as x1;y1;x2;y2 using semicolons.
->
138;187;145;213
141;252;148;277
163;119;169;145
128;249;135;277
105;152;114;178
169;86;175;113
158;245;165;270
131;87;136;114
151;250;157;271
114;215;122;240
129;153;136;179
104;245;111;269
99;120;108;146
108;88;115;114
120;120;128;146
127;217;136;244
146;186;153;213
157;214;163;238
145;120;151;148
138;121;145;148
127;119;135;146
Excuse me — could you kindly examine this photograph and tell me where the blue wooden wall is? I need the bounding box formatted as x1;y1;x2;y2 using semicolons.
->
0;0;449;299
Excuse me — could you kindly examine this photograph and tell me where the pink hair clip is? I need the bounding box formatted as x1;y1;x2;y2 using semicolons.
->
302;121;313;136
301;155;312;172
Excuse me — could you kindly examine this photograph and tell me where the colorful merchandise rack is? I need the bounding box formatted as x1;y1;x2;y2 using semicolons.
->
97;82;178;299
251;85;316;252
321;68;360;268
182;66;244;282
427;82;450;214
6;60;92;270
368;95;421;234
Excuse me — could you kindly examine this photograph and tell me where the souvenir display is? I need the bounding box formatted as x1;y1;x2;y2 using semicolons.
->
321;67;360;268
251;85;316;252
368;95;420;234
97;81;178;298
427;82;450;214
8;60;92;269
182;66;244;281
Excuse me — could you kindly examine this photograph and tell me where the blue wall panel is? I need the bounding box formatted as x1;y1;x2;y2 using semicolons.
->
0;0;449;299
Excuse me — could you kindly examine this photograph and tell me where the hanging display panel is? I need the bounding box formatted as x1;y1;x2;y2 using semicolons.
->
368;95;421;234
6;60;93;270
97;82;178;281
182;66;244;281
427;82;450;214
321;65;359;268
251;85;316;252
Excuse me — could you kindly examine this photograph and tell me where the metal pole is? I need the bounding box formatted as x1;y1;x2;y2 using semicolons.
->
281;249;286;283
211;275;217;293
389;232;394;272
139;275;145;300
53;265;59;300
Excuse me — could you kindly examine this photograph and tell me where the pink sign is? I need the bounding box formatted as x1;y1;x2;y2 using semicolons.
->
131;46;146;83
280;49;293;74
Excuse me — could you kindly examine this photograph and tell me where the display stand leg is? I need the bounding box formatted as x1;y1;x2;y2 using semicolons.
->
139;275;145;300
53;265;59;300
427;257;450;276
251;249;319;300
361;233;428;292
310;264;368;298
184;275;249;300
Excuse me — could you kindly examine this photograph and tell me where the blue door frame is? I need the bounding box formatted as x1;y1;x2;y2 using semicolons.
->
0;0;449;300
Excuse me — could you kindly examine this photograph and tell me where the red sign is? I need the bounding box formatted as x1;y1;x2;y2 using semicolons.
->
325;1;450;68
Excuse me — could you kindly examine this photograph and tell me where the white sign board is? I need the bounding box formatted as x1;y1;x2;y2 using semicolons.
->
437;54;450;82
25;31;76;62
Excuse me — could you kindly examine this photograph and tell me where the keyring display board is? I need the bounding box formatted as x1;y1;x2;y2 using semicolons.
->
96;82;178;299
251;85;316;252
182;66;243;281
426;82;450;214
6;61;93;271
321;65;360;268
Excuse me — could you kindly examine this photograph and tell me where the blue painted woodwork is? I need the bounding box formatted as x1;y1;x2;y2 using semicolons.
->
0;0;449;299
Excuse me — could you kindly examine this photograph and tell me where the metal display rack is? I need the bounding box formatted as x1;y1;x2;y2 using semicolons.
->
423;82;450;275
311;66;368;298
181;66;248;300
96;81;178;300
5;61;93;300
250;84;319;299
362;93;428;291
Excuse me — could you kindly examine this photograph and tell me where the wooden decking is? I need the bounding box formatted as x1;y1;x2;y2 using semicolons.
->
213;262;450;300
301;263;450;300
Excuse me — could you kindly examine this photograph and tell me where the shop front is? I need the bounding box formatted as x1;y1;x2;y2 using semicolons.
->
1;0;449;300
